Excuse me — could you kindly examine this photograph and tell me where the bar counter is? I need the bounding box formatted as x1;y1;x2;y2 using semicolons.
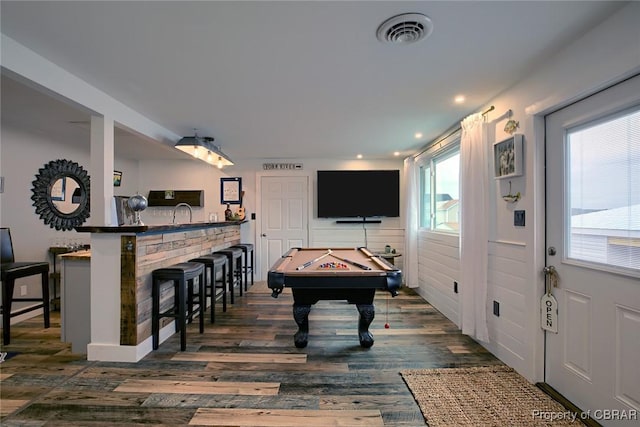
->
75;221;245;362
76;220;246;234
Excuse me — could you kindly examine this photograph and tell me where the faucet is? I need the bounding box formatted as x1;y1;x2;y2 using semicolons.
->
172;203;192;224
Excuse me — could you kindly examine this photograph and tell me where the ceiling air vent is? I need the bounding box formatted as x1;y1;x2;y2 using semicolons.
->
376;13;433;45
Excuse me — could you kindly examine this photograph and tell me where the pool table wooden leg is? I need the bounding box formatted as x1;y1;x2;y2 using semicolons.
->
293;304;311;348
357;304;375;348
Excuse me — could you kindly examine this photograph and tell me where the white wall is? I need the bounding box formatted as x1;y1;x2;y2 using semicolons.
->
1;124;93;263
137;159;230;225
0;121;233;315
0;124;99;305
113;158;141;199
1;118;404;315
414;2;640;381
233;157;405;279
3;1;638;384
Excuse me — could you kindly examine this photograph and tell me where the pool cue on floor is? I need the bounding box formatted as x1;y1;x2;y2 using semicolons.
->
329;253;372;270
296;250;332;270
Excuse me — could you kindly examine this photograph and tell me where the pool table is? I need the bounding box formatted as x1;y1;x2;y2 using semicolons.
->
267;247;402;348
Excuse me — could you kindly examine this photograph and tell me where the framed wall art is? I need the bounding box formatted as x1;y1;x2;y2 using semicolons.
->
493;134;523;179
220;177;242;204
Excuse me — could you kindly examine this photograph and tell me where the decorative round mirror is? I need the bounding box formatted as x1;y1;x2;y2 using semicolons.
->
31;159;91;231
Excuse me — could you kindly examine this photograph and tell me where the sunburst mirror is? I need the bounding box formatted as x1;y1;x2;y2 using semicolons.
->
31;159;91;231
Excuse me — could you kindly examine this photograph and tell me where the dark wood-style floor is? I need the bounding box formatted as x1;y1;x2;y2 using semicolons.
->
1;281;501;426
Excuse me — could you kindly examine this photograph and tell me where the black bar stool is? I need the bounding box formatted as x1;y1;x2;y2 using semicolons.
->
151;262;205;351
1;228;50;345
231;243;254;291
189;254;228;322
214;247;243;304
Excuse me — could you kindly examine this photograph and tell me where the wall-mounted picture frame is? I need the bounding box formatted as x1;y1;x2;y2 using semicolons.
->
220;177;242;204
51;177;66;201
493;134;523;179
113;170;122;187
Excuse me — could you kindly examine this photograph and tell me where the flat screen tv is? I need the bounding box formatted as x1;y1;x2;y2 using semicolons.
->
317;170;400;218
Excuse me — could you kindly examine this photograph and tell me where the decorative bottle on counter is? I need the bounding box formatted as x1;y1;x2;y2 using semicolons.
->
224;204;233;221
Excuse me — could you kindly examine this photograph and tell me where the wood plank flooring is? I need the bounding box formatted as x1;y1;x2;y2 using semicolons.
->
1;281;501;426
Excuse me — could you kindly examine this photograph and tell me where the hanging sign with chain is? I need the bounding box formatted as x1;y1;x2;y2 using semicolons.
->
541;293;558;333
541;265;559;333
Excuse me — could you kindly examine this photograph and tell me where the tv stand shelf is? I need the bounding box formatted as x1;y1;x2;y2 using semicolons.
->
335;219;382;224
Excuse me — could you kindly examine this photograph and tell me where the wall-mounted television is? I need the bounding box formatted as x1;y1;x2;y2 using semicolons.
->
317;170;400;219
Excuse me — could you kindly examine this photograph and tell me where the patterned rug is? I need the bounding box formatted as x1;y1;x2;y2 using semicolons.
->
400;366;582;426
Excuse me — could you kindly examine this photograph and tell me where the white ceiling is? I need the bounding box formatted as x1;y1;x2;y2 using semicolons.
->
0;1;625;162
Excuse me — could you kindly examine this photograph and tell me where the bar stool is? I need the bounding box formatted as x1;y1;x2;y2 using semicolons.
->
152;262;205;351
189;254;228;322
231;243;254;291
214;247;243;304
1;228;50;345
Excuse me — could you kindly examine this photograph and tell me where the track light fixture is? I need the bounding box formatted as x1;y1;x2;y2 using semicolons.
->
175;131;233;168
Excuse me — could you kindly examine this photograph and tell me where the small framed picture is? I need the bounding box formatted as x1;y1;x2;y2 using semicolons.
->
221;177;242;204
113;170;123;187
493;134;523;179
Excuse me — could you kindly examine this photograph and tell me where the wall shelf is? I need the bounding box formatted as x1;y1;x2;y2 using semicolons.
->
147;190;204;207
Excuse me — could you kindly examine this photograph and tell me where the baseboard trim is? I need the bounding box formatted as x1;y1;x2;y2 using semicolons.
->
536;382;602;427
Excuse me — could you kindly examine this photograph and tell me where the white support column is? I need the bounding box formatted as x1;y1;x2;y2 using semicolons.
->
88;116;125;361
90;115;115;226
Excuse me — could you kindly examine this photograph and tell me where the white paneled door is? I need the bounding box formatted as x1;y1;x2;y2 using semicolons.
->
259;176;309;277
545;74;640;426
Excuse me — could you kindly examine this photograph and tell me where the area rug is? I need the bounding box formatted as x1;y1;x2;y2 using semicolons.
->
400;366;581;426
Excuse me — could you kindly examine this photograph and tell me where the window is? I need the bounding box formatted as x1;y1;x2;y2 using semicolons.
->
420;145;461;233
420;165;431;228
567;106;640;271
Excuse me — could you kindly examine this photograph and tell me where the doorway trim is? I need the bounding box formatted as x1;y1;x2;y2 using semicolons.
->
254;169;312;281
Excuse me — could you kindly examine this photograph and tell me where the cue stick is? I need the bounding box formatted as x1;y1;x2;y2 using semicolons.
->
296;250;332;270
329;253;372;270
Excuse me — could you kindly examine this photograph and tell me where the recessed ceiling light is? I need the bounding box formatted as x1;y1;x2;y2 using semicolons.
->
356;154;363;159
454;95;466;104
394;152;400;156
414;132;423;139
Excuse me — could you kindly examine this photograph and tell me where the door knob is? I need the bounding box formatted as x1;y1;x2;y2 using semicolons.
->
261;233;267;237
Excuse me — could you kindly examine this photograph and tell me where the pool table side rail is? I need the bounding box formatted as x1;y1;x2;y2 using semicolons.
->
267;247;402;296
276;247;394;269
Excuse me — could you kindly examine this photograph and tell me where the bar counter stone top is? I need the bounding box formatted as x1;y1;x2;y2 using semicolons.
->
76;220;246;234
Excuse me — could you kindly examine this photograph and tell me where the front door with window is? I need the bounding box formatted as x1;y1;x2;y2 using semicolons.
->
544;74;640;424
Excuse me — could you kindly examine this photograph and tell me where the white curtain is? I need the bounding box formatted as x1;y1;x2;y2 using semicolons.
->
403;156;419;288
460;113;489;342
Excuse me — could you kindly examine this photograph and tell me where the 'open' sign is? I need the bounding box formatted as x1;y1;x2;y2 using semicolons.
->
541;293;558;333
